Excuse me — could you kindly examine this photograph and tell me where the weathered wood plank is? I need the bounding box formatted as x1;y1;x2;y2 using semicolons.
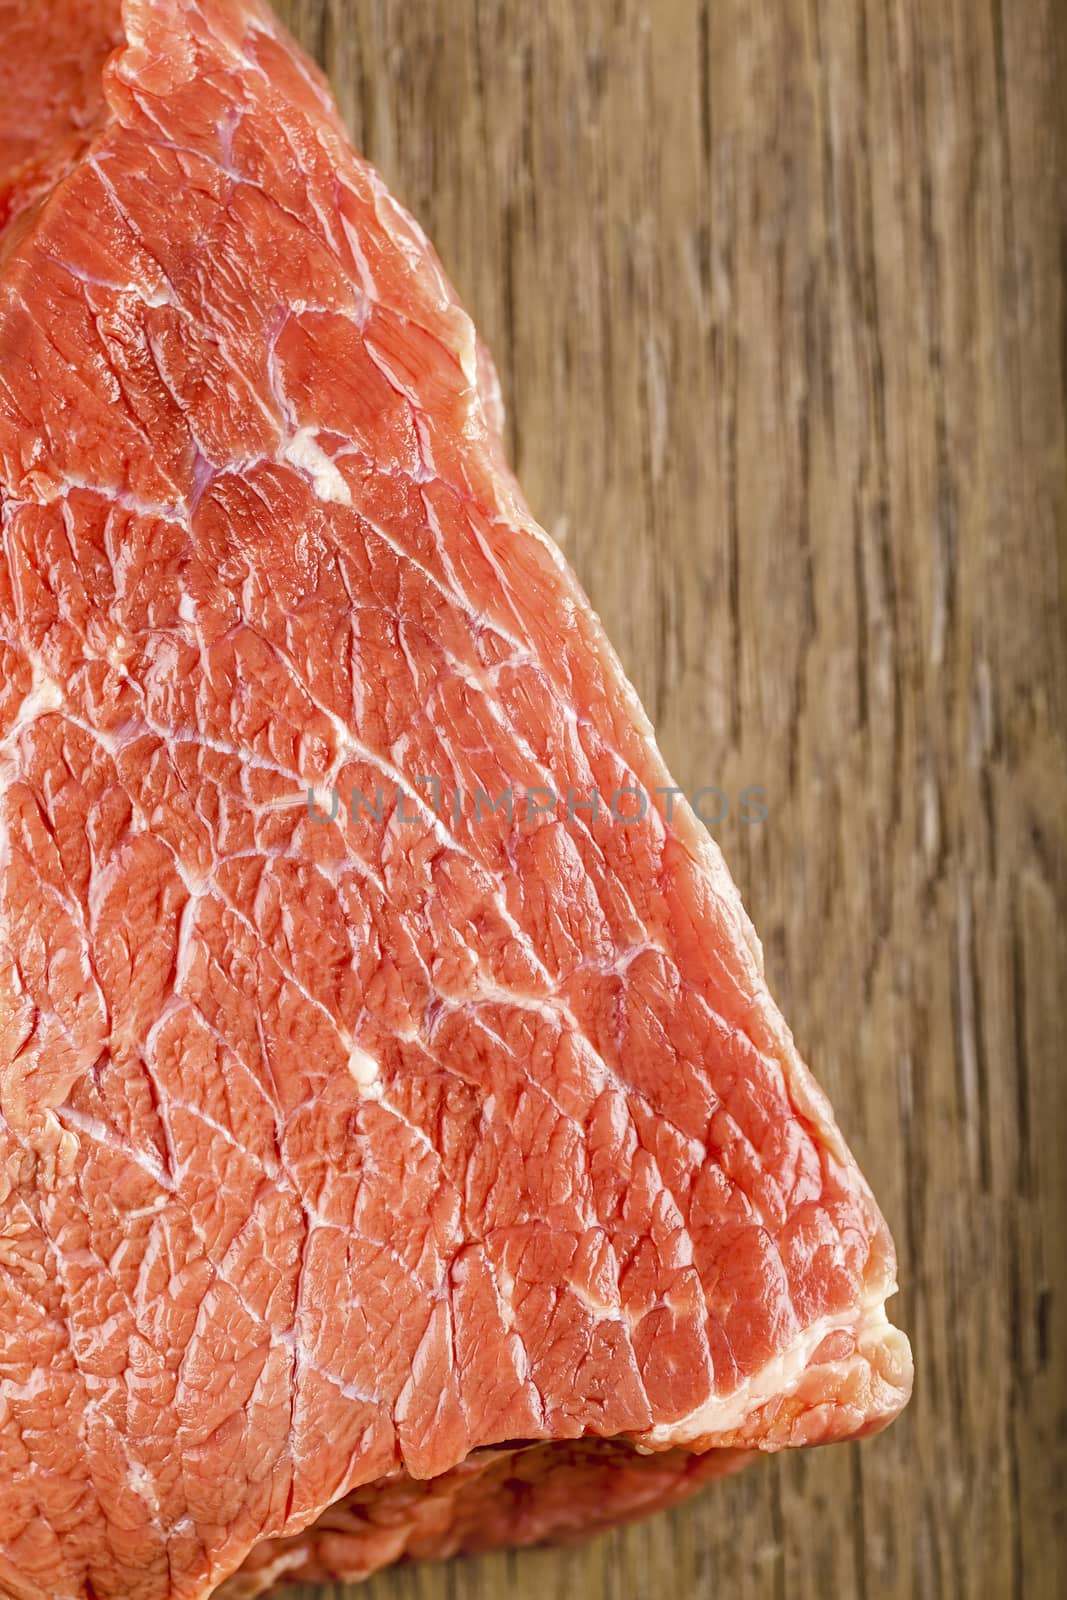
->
269;2;1067;1596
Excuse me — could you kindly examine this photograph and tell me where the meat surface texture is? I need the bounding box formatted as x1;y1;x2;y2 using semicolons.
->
0;2;912;1597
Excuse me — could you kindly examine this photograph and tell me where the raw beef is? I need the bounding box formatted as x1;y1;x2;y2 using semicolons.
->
0;2;912;1596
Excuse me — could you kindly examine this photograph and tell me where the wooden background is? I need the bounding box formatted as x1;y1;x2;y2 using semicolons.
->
272;2;1067;1596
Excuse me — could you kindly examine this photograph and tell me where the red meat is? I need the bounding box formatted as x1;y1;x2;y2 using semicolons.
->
0;4;911;1596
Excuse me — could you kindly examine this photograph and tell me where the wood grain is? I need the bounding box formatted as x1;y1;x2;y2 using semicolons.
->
270;2;1067;1596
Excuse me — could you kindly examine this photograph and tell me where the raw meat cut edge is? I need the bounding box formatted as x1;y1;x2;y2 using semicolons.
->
643;1294;908;1448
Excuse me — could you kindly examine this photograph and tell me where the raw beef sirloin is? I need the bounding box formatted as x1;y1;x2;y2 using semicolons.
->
0;1;912;1596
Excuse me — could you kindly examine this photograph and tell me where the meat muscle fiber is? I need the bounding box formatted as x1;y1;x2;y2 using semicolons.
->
0;2;913;1596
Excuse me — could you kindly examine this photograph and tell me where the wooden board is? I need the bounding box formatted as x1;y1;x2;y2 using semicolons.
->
270;3;1067;1596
